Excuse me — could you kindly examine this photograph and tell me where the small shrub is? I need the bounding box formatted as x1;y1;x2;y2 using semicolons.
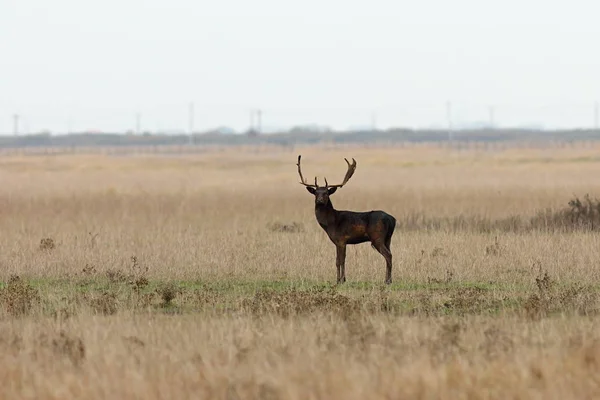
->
106;269;128;283
0;275;40;316
51;331;86;366
129;255;149;276
157;282;179;307
430;247;447;257
130;276;149;293
523;269;599;319
89;291;118;315
134;292;156;309
485;236;504;256
480;326;513;358
107;256;149;286
39;238;55;251
267;221;304;233
37;331;85;366
128;255;150;294
535;270;554;294
81;264;97;276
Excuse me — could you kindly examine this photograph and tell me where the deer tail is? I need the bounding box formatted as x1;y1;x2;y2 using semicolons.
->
384;215;396;245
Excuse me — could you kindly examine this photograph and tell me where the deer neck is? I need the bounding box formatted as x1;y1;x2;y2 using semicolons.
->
315;200;337;227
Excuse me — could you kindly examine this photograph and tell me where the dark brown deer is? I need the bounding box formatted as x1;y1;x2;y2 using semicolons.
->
297;155;397;284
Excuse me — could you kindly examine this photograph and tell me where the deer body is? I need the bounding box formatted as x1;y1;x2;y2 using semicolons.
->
298;155;397;284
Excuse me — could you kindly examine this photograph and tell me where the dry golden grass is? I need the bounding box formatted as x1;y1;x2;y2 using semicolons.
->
2;142;600;398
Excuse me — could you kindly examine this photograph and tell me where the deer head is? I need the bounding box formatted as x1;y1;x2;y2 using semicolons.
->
296;155;357;205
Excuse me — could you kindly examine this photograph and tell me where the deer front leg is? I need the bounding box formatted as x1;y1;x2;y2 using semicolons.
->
335;248;341;283
336;244;347;284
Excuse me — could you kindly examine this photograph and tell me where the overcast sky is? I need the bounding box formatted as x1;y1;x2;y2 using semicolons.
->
1;0;599;133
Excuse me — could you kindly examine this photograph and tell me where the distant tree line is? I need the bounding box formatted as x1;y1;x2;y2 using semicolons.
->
1;128;600;149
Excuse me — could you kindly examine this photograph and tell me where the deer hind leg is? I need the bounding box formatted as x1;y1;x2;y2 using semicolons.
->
336;244;347;284
372;239;393;285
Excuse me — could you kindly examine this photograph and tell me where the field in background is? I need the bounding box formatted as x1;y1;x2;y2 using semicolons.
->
2;142;600;398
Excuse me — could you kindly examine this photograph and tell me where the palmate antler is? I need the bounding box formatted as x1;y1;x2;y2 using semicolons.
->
297;155;319;188
297;155;357;189
324;157;357;188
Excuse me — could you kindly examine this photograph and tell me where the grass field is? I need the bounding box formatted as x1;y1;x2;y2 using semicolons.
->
2;142;600;399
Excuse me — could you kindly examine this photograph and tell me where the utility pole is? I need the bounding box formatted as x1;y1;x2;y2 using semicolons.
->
371;111;377;131
249;109;255;132
188;102;195;145
12;113;19;136
256;109;262;134
446;101;453;141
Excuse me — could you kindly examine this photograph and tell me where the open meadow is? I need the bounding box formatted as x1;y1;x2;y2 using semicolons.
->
3;141;600;399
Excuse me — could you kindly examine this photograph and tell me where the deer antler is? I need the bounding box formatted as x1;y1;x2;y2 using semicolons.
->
297;155;319;188
324;158;357;188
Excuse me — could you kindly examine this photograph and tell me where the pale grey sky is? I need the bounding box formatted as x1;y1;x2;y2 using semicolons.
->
1;0;599;133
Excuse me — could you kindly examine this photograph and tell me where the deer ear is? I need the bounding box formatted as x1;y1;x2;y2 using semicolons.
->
306;187;317;195
327;187;338;195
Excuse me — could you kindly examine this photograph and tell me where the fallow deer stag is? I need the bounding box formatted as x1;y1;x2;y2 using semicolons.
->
297;155;397;284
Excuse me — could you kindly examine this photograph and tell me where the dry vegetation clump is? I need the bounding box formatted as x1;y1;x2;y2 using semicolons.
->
442;287;495;315
267;221;304;233
39;237;56;251
105;256;149;283
81;263;97;275
399;194;600;234
156;281;180;307
86;290;119;316
178;286;224;311
0;329;86;368
42;330;86;366
105;268;129;283
241;286;361;317
0;275;40;317
104;256;150;293
532;193;600;231
523;269;600;319
484;236;504;256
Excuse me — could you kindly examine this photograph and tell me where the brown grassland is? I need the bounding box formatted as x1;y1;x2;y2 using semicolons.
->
3;141;600;399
